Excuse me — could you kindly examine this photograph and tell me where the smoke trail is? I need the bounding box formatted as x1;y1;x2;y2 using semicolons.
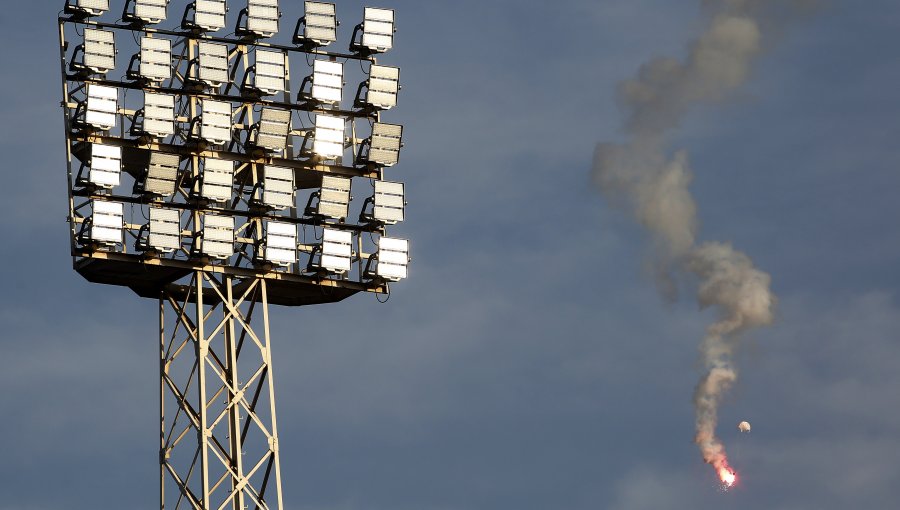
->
592;0;794;476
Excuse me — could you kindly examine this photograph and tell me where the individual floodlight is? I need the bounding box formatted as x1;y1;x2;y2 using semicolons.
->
308;175;351;220
199;157;234;202
317;228;352;274
241;0;280;39
253;108;291;152
312;114;344;159
196;41;229;88
353;7;394;54
295;1;337;48
249;49;286;96
200;214;234;259
88;200;124;247
199;99;232;145
87;143;122;189
80;28;116;75
361;65;400;110
188;0;227;31
365;180;405;225
66;0;109;18
127;0;169;25
262;221;297;266
84;84;118;130
375;237;409;281
147;207;181;253
142;92;175;138
310;59;343;105
262;165;295;210
141;152;180;196
140;37;171;82
365;122;402;167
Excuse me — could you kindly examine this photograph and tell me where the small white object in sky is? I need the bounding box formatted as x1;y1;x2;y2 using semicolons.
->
738;421;751;433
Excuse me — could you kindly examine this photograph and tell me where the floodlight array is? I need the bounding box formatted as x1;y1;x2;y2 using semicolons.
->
140;37;171;82
62;0;412;295
148;207;181;252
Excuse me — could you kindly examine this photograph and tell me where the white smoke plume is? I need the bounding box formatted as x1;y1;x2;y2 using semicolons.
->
591;0;799;474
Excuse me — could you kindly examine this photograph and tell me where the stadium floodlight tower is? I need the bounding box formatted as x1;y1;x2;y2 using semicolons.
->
56;2;411;509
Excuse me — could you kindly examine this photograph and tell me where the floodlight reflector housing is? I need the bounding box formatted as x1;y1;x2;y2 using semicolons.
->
143;92;175;138
361;8;394;53
83;28;116;75
318;228;352;274
192;0;227;31
365;65;399;110
302;1;337;46
197;41;229;88
88;143;122;189
313;115;344;159
144;152;180;196
148;207;181;253
245;0;280;38
251;49;286;96
367;122;402;166
69;0;109;17
85;84;118;130
312;59;343;105
316;175;351;220
376;237;409;281
89;200;124;246
263;166;295;209
372;180;404;224
140;37;171;82
200;214;234;259
131;0;169;24
263;221;297;266
200;99;232;145
254;108;291;152
200;157;234;202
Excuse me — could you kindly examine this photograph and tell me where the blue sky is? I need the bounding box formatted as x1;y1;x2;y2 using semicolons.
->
0;1;899;509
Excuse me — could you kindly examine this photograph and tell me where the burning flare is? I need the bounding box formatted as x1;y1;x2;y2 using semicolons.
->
719;465;737;488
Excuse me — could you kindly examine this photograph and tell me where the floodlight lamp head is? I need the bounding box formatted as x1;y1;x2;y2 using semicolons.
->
83;83;118;131
304;59;343;107
246;49;286;97
305;175;351;221
252;107;291;153
313;228;352;275
351;7;395;56
360;180;405;226
184;0;227;32
361;122;402;167
196;99;232;146
199;213;235;260
139;151;180;197
85;143;122;190
136;37;171;83
372;237;409;282
74;28;116;76
198;157;234;203
260;221;297;267
143;207;181;254
66;0;109;18
83;200;124;249
139;92;175;139
310;114;345;161
239;0;281;39
294;1;338;49
261;165;295;210
125;0;170;25
358;65;400;112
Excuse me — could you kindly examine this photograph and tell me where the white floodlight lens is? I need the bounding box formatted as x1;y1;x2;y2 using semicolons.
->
317;175;351;220
90;200;124;246
143;92;175;138
145;152;180;196
366;65;400;110
83;28;116;75
368;123;402;166
312;59;343;105
264;220;297;266
201;99;232;145
200;157;234;202
89;143;122;188
255;108;291;151
304;1;337;45
362;7;394;53
133;0;168;24
253;49;286;96
201;214;234;259
319;228;352;274
197;41;229;88
376;237;409;281
247;0;280;38
74;0;109;17
148;207;181;252
140;37;171;82
85;84;118;130
313;115;344;159
373;180;404;224
193;0;227;31
263;165;295;209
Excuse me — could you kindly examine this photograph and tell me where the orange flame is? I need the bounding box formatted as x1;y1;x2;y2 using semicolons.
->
718;466;737;488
